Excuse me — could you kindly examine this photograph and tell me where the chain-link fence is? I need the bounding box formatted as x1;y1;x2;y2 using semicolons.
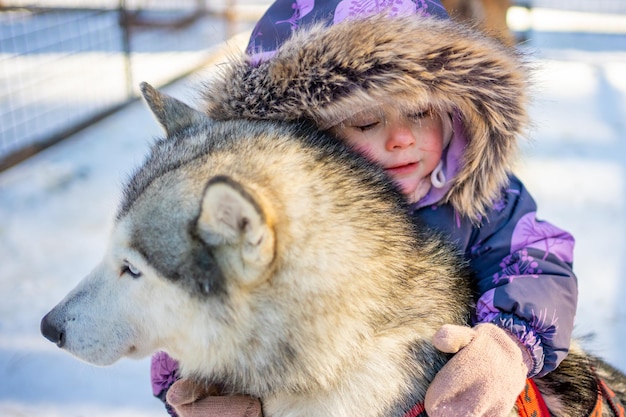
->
0;0;266;171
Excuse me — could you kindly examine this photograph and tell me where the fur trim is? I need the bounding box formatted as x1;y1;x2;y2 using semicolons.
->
202;13;529;220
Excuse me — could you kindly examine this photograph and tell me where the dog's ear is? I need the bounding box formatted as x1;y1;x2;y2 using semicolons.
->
196;175;275;286
140;82;208;137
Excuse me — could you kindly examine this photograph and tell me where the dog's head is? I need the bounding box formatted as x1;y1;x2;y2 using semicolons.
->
40;85;291;371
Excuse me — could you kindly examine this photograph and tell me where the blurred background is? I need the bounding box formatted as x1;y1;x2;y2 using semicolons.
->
0;0;270;171
0;1;625;416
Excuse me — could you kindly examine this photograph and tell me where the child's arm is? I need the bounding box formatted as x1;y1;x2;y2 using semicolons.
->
151;352;262;417
151;351;182;416
418;174;577;378
468;174;577;378
420;174;577;417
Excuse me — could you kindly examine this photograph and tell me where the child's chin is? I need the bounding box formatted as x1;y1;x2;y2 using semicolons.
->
397;179;430;203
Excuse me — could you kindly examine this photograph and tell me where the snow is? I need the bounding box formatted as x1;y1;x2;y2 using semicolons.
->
516;43;626;366
1;15;626;417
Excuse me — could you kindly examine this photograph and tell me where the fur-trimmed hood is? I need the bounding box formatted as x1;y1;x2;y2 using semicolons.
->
202;13;529;220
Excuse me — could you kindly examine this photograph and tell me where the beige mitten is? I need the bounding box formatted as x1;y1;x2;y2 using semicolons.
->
424;323;532;417
166;378;263;417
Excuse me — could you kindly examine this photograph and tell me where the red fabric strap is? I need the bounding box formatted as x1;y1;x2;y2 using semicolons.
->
403;401;426;417
516;379;551;417
516;375;625;417
402;375;624;417
598;378;626;417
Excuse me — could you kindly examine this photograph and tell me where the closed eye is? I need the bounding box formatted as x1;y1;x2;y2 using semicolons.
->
355;121;380;132
121;261;142;279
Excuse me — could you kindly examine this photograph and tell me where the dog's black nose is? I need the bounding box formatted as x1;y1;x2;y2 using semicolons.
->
40;313;65;348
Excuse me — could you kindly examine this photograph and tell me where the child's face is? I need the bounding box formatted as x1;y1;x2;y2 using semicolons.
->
332;108;445;201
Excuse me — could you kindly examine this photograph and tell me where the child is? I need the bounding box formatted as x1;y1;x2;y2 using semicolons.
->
152;1;578;416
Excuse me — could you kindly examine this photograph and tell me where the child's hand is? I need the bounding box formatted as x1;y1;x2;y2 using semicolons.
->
424;323;531;417
166;378;262;417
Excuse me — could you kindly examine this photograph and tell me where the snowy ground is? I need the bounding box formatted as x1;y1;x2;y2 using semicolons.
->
1;11;626;417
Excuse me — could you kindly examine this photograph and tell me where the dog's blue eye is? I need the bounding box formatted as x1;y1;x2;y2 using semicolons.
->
121;262;142;279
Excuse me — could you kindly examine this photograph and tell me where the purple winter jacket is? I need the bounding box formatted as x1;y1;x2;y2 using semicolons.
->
151;0;578;407
414;174;576;378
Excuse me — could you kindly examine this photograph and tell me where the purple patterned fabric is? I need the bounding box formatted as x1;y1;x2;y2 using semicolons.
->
511;212;574;263
417;175;577;378
334;0;422;23
492;249;543;284
246;0;448;63
475;289;545;376
151;351;180;397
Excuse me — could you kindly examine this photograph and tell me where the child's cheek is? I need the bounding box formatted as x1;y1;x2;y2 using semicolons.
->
351;143;378;163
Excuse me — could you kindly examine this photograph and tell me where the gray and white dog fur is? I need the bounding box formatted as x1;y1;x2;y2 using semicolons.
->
42;84;626;417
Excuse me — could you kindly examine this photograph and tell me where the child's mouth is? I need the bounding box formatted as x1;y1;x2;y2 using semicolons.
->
385;162;417;177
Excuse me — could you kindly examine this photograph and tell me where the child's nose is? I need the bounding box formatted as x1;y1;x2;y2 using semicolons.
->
386;125;416;151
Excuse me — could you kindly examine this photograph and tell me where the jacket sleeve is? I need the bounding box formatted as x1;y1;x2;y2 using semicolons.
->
468;175;578;377
151;351;181;416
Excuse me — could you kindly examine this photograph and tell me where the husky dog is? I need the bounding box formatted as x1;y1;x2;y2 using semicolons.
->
42;84;626;417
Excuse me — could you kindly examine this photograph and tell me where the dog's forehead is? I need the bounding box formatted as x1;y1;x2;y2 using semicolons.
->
113;171;226;296
119;169;196;254
116;123;215;221
107;219;149;269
